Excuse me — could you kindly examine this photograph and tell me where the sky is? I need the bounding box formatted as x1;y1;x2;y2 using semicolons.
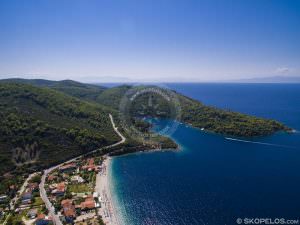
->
0;0;299;82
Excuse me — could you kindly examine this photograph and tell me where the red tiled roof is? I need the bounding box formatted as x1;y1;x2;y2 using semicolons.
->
82;158;98;171
80;200;95;209
85;195;93;201
61;199;72;206
61;199;76;218
80;195;96;209
47;175;57;181
28;182;38;190
57;182;65;192
37;214;45;219
60;163;76;170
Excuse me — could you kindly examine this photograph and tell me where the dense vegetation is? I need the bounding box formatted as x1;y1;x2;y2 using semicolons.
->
81;84;290;137
0;83;120;193
1;78;107;102
177;94;290;136
1;79;290;138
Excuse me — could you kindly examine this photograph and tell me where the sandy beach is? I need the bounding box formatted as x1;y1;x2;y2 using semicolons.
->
95;156;121;225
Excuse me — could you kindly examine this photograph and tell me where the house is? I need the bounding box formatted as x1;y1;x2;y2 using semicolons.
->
61;199;76;223
35;214;53;225
71;175;84;183
51;182;65;196
27;182;39;191
47;175;57;182
37;214;46;220
27;208;38;219
79;195;97;211
59;163;77;173
82;158;99;172
21;191;32;204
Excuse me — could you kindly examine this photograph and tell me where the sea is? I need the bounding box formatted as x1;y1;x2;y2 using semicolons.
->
108;83;300;225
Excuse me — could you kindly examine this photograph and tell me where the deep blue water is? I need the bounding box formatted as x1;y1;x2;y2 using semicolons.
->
110;83;300;225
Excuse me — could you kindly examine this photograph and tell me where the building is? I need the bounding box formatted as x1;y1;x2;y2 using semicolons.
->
78;195;97;211
61;199;76;222
71;175;84;183
21;191;32;204
59;163;77;173
51;182;65;196
81;158;99;171
35;214;53;225
47;175;58;182
27;182;39;191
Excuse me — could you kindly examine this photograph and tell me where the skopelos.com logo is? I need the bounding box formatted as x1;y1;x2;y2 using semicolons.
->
236;218;300;224
119;85;181;142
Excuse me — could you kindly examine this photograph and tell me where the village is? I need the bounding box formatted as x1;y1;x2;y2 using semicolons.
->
1;156;108;225
0;114;124;225
0;172;50;225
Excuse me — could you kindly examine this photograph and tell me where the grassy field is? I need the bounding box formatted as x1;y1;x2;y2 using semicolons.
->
68;183;91;193
32;197;44;206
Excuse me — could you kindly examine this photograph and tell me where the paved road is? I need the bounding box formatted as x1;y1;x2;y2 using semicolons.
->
39;167;62;225
39;114;126;225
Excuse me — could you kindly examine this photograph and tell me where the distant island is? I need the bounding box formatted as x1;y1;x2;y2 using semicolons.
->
227;75;300;83
0;79;291;195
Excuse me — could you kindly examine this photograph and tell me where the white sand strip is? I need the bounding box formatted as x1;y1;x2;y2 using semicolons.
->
95;157;121;225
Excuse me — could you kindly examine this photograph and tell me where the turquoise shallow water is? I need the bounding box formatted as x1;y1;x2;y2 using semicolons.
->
110;84;300;225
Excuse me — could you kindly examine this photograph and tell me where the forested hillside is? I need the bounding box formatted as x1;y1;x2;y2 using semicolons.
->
1;79;290;137
0;83;119;180
89;85;290;137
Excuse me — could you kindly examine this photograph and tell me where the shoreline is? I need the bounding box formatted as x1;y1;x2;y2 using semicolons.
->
95;147;181;225
96;156;121;225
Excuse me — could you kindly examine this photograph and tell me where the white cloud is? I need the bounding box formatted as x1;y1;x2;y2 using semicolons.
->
275;67;291;74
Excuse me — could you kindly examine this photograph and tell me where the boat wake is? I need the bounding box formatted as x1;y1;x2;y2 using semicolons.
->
225;137;295;149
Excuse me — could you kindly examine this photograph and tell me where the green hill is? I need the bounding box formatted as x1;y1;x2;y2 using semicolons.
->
0;83;119;178
90;85;290;137
0;78;107;102
1;79;290;137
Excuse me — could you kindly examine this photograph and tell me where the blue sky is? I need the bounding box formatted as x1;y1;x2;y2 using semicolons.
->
0;0;299;82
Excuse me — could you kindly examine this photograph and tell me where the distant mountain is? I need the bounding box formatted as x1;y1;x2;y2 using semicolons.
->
229;76;300;83
0;78;107;101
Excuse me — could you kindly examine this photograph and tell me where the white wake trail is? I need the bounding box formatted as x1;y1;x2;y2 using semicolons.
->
225;137;295;149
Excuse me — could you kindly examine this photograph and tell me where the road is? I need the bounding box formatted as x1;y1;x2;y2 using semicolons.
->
9;172;38;210
39;114;126;225
109;114;126;145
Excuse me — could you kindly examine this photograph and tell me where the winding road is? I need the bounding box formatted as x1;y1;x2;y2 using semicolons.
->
38;114;126;225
